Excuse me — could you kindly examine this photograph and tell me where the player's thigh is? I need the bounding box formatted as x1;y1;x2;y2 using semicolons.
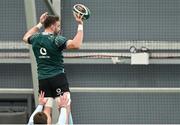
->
39;78;53;97
49;73;70;97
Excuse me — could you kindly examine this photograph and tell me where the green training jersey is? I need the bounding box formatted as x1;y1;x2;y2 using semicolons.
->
28;32;68;80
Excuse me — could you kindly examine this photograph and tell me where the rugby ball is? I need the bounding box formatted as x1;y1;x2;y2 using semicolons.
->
72;4;90;20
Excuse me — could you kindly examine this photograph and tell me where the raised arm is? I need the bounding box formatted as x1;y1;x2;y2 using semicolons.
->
66;13;84;49
56;94;70;125
27;91;47;125
23;12;48;43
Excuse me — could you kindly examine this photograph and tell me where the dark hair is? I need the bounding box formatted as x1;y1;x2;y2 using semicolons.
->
44;15;59;28
33;112;47;124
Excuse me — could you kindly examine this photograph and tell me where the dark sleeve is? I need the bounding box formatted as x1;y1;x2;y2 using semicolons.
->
54;36;68;51
27;34;38;44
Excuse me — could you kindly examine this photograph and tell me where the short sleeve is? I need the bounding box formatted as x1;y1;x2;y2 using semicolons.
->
54;36;68;50
28;33;39;44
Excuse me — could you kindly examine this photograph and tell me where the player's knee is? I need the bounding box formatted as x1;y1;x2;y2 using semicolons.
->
55;96;60;107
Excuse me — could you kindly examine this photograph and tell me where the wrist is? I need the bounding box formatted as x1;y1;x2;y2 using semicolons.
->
78;21;83;25
78;24;83;31
36;22;43;29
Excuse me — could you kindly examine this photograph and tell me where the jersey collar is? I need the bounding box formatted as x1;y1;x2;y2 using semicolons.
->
42;32;54;35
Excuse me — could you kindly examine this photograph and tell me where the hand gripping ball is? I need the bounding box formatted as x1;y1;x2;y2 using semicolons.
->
72;4;90;20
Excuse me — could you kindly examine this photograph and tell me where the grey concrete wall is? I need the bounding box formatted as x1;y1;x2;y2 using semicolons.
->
62;0;180;41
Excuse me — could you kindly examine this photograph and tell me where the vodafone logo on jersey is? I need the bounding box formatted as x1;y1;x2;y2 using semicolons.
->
39;47;50;58
40;47;47;55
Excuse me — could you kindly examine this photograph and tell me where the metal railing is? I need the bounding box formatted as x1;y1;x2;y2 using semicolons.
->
0;87;180;94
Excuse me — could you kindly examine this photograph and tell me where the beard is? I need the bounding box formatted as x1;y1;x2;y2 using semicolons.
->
54;29;61;36
54;31;60;36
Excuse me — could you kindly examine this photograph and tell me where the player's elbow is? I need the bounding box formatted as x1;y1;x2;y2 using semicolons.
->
22;35;29;43
73;44;81;49
70;44;81;49
66;40;81;49
72;40;82;49
22;37;27;43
